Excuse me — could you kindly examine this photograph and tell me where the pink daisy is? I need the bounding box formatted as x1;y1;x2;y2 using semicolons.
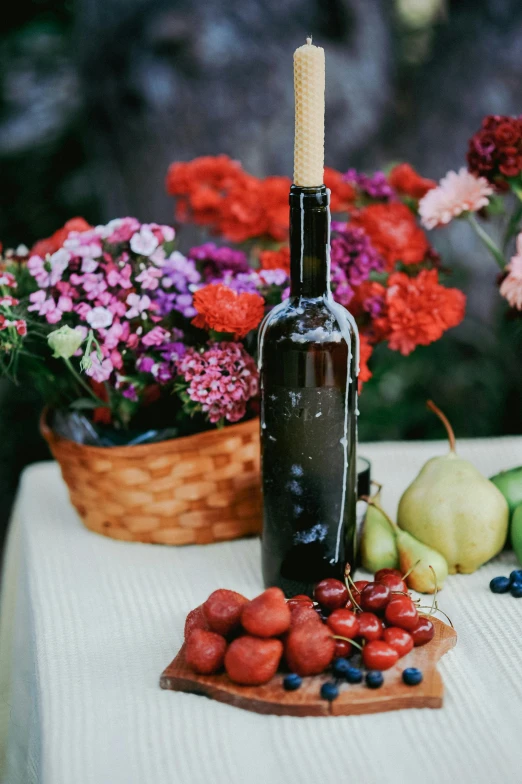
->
419;168;493;229
500;234;522;310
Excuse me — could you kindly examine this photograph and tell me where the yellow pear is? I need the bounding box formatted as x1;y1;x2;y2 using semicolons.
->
398;401;509;574
360;487;399;573
396;529;448;594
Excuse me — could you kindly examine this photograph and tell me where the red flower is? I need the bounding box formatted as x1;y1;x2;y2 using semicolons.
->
374;270;466;355
467;115;522;185
324;167;356;212
259;246;290;274
166;155;244;227
388;164;436;200
192;283;265;338
358;333;373;392
350;203;430;270
31;217;91;257
218;175;290;243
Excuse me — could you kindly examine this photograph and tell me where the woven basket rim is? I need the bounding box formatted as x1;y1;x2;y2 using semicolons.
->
40;408;260;458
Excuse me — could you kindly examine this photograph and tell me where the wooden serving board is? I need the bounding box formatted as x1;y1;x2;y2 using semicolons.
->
160;617;457;717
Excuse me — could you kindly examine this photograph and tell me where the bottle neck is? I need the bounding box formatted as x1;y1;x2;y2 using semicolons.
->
289;185;330;299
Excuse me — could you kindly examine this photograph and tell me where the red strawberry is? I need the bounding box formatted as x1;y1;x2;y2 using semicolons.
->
184;605;210;641
289;603;322;627
287;594;314;611
285;620;335;676
241;587;291;637
225;636;283;685
185;629;227;675
203;589;248;636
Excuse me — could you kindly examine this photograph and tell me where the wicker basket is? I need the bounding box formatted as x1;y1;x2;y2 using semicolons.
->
41;413;262;545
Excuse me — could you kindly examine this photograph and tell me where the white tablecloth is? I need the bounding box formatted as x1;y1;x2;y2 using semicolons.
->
1;437;522;784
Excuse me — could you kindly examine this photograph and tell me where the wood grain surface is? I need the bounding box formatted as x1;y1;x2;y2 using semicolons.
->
160;617;457;716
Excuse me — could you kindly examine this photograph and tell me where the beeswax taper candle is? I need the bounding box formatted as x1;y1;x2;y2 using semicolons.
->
293;37;325;187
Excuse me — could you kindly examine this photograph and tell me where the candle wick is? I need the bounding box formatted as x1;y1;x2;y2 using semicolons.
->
306;36;312;45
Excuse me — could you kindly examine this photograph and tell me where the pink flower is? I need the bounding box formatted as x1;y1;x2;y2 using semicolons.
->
106;263;132;288
177;342;258;424
85;352;113;382
97;217;140;244
130;226;159;257
419;168;493;229
0;272;16;288
141;326;170;346
28;290;63;323
74;302;92;320
57;295;73;313
101;320;130;349
136;266;162;290
125;293;151;319
82;273;107;300
86;306;113;329
500;234;522;309
0;295;19;307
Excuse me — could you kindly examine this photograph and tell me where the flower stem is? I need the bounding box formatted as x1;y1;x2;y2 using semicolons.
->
467;214;506;269
63;358;107;406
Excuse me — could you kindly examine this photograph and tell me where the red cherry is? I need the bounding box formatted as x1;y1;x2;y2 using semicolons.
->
357;612;383;641
287;595;314;611
360;582;391;613
383;627;414;658
334;639;352;658
385;596;419;632
352;580;369;598
411;617;435;646
374;568;402;582
326;608;359;639
314;579;349;611
376;573;408;594
345;598;354;611
362;640;399;671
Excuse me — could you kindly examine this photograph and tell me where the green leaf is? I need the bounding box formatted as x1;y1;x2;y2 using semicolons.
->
69;398;102;410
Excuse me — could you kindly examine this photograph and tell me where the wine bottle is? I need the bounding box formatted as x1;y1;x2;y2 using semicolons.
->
259;184;359;597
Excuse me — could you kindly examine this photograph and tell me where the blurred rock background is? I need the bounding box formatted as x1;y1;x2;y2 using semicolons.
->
1;0;522;534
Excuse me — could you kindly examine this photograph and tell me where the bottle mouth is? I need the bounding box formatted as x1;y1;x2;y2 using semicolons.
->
289;184;329;208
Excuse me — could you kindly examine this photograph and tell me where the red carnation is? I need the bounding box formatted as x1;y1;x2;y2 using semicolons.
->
192;283;265;339
31;217;91;257
467;115;522;186
388;164;436;200
350;203;429;270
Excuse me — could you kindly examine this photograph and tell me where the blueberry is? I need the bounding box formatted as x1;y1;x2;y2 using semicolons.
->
345;666;363;684
365;670;383;689
490;576;510;594
403;667;423;686
510;569;522;585
320;681;339;701
283;673;302;691
332;658;351;678
510;582;522;598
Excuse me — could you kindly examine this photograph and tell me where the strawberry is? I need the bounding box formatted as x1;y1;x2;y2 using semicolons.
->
184;605;210;641
285;620;335;676
289;603;322;627
225;636;283;685
185;629;227;675
241;587;291;637
203;589;248;636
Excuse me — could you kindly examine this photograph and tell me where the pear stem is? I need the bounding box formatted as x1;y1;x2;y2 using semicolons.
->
426;399;456;453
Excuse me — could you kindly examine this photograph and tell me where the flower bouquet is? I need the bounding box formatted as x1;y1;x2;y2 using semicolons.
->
0;156;465;543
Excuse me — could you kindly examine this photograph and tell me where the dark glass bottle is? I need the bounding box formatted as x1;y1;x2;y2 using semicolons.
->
259;184;359;597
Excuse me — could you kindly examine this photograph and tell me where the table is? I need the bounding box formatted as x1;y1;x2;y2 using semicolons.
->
1;437;522;784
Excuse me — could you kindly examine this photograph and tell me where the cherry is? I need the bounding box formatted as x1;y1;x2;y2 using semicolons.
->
383;627;414;658
314;579;349;611
352;580;370;598
376;573;408;594
357;612;383;641
385;596;419;632
326;608;359;639
334;639;352;658
362;640;399;671
411;617;435;647
360;582;391;613
374;568;402;582
345;598;354;611
287;595;314;611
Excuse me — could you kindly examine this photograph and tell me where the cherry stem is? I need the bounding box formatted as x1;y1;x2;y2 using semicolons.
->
401;559;421;581
344;572;362;613
426;399;456;453
332;635;363;651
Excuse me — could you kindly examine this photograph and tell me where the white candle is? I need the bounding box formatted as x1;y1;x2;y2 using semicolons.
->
293;37;325;187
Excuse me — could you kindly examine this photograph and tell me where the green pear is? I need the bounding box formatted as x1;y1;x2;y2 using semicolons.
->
396;528;448;594
360;488;399;573
512;503;522;566
398;400;509;574
490;466;522;521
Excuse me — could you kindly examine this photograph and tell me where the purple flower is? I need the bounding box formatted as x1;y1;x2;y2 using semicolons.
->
330;226;385;306
214;271;260;295
343;169;395;201
188;243;250;280
160;341;186;363
153;251;201;317
137;356;155;373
